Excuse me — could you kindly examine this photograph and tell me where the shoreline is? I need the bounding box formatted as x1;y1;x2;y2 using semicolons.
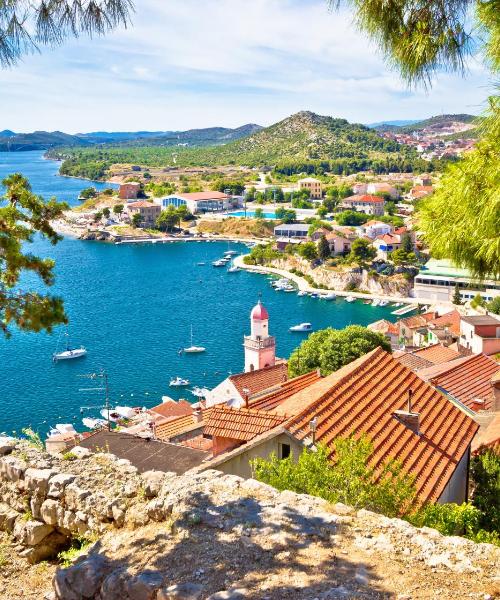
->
233;254;424;305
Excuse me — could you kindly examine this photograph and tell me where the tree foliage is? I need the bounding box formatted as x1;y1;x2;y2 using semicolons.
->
297;241;318;261
288;325;391;377
335;210;369;226
0;174;68;336
318;235;331;260
0;0;133;68
252;437;416;517
348;238;376;263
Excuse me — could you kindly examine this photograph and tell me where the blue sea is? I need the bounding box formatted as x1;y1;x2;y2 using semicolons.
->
0;151;397;436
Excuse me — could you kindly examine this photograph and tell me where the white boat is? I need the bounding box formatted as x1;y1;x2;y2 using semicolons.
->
379;300;389;307
371;299;380;306
169;376;190;387
224;250;238;256
100;409;121;422
227;258;239;273
191;386;210;398
297;290;307;297
114;406;136;419
289;322;313;332
212;260;225;267
53;330;87;361
322;292;336;301
55;423;77;435
82;417;107;430
196;262;206;266
184;325;206;353
345;296;356;303
161;395;176;403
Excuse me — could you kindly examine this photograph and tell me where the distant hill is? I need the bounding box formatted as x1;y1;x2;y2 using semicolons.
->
367;120;420;129
374;114;476;135
0;124;264;152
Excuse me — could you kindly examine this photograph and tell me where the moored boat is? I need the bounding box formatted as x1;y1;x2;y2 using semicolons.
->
289;322;313;332
169;376;190;387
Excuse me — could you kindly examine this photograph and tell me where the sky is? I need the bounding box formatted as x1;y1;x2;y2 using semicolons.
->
0;0;494;133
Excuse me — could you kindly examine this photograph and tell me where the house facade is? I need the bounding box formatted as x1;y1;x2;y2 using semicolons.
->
155;191;231;213
340;194;385;216
126;201;161;227
459;315;500;355
297;177;322;199
119;182;141;200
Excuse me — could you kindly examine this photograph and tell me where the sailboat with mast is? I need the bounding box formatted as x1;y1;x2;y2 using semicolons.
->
183;325;206;353
53;329;87;361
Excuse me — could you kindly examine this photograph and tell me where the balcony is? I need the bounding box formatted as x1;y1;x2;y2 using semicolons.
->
243;335;276;350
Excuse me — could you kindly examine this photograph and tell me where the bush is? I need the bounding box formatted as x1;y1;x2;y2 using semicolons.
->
409;503;480;536
487;296;500;315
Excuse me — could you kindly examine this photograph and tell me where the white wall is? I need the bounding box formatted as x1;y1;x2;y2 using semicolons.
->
437;448;469;505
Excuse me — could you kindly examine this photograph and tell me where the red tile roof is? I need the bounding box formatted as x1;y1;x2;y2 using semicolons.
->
399;312;436;330
428;353;500;411
428;310;461;336
472;413;500;455
229;363;288;399
396;344;462;371
344;194;385;204
281;347;479;504
249;371;321;412
176;191;228;201
204;406;287;441
127;201;158;208
367;319;399;336
150;399;193;420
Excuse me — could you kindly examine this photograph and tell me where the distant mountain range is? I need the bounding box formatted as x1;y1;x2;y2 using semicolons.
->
0;124;264;151
367;120;420;128
372;114;476;133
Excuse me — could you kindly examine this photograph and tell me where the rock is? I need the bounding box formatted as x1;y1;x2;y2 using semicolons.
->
141;471;166;498
206;589;248;600
0;455;27;482
64;483;91;512
62;510;89;536
99;567;129;599
21;531;68;564
30;492;45;519
14;520;54;546
0;436;16;456
0;502;20;532
54;554;112;600
157;583;204;600
111;504;126;527
126;571;165;599
127;504;150;527
70;446;91;459
48;473;76;498
40;499;63;526
24;468;56;495
146;498;165;522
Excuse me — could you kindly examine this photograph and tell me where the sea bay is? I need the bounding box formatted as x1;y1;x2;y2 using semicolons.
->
0;151;397;435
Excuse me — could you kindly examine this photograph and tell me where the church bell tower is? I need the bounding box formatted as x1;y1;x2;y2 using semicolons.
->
243;300;276;372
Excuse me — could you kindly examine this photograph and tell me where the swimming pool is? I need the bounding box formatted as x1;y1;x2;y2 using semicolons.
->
228;210;277;219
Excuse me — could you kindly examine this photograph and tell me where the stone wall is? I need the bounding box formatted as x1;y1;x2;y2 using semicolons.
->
1;437;499;600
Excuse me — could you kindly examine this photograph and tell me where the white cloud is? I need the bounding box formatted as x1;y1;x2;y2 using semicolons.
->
0;0;493;131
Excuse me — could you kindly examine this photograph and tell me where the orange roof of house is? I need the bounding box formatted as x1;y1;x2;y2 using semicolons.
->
367;319;399;336
411;185;433;193
396;344;462;371
399;312;436;330
344;194;385;204
428;310;462;336
229;363;288;398
150;399;193;420
376;233;400;244
472;413;500;455
282;347;479;504
249;370;321;412
429;353;500;412
127;201;158;208
204;406;287;441
155;411;205;441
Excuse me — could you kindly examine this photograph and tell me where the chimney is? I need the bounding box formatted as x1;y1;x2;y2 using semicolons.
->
193;409;203;424
242;387;250;409
394;389;420;434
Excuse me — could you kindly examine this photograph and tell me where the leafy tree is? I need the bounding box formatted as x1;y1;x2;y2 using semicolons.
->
93;211;103;223
79;187;97;200
102;188;114;196
288;325;391;377
0;174;68;337
316;205;328;218
211;180;245;195
487;296;500;315
348;238;376;263
318;235;331;260
470;448;500;534
385;201;396;216
113;204;124;215
243;243;280;266
275;207;296;223
390;248;418;265
131;212;143;228
156;206;178;231
470;293;486;309
254;207;264;220
297;242;318;261
102;207;110;218
252;436;416;517
335;211;369;226
0;0;133;67
401;233;413;253
452;284;463;305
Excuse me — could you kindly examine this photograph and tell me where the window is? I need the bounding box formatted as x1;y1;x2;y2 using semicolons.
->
279;443;291;459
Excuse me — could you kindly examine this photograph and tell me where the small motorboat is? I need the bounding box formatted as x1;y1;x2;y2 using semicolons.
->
196;262;206;266
82;417;107;430
297;290;307;297
212;260;225;267
289;322;313;332
100;409;121;422
379;300;389;307
345;296;356;303
224;250;238;256
227;265;239;273
322;292;336;301
114;406;136;419
161;395;176;403
191;386;210;398
170;376;190;387
364;300;371;305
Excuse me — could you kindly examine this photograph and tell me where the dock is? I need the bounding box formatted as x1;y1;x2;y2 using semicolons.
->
392;304;418;316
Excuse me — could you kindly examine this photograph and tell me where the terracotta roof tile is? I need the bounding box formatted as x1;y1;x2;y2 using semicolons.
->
428;310;461;336
204;406;287;441
367;319;399;336
150;399;193;420
429;353;500;411
229;363;288;398
399;312;436;329
282;348;479;505
396;344;462;371
249;371;321;412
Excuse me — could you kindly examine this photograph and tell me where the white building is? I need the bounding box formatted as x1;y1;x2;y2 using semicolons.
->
459;315;500;356
155;191;232;213
244;300;276;372
361;220;393;239
414;259;500;303
352;182;399;199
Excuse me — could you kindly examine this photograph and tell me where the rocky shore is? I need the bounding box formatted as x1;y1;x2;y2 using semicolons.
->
0;438;498;599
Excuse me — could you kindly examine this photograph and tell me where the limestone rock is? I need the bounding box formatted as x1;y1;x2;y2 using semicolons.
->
40;499;64;526
146;498;165;522
48;473;76;498
24;468;56;495
64;483;91;512
141;470;166;498
157;583;204;600
0;455;27;482
207;588;248;600
70;446;92;459
54;554;112;600
127;504;150;527
126;570;165;599
14;519;54;546
0;501;20;532
0;436;16;456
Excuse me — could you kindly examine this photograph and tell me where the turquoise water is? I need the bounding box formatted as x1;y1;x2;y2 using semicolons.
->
229;210;277;219
1;152;397;436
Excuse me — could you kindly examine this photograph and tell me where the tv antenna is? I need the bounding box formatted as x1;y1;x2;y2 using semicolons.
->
78;368;112;431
